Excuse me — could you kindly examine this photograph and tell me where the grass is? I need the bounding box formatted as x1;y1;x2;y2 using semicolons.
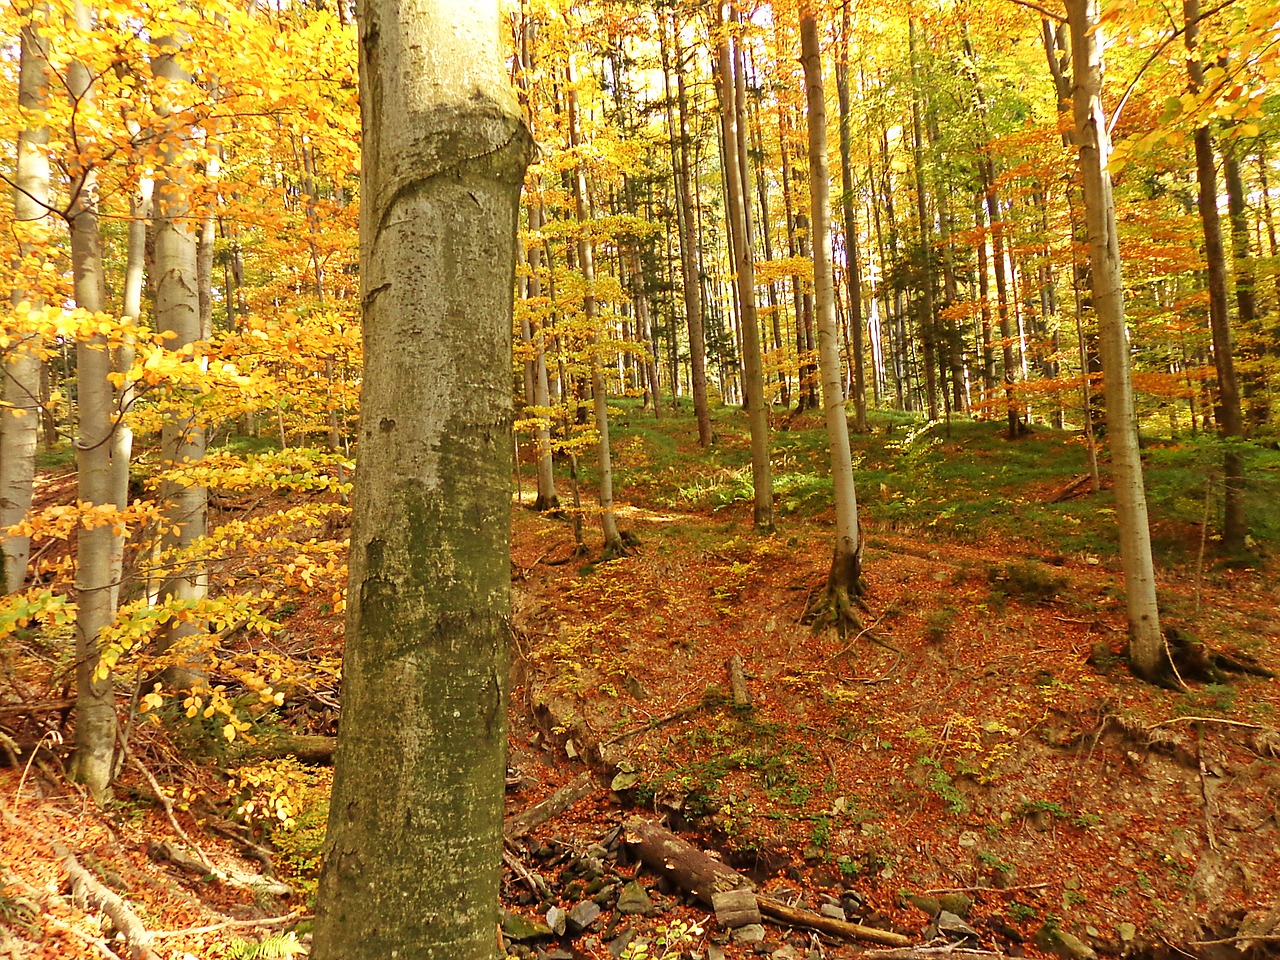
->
584;398;1280;565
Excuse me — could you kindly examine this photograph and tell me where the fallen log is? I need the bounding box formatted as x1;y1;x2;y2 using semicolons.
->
505;773;595;839
624;817;752;907
1047;473;1094;503
239;734;335;764
624;818;912;948
726;654;751;709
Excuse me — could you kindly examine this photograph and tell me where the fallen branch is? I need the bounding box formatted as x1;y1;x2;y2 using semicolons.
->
504;772;595;840
121;742;213;870
1146;716;1269;732
758;896;911;947
1047;473;1092;503
0;698;75;717
726;654;751;709
150;911;308;939
624;818;911;948
59;847;161;960
599;701;707;748
863;948;1010;960
503;844;551;899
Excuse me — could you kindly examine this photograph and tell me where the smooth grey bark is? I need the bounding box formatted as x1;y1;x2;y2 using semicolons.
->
66;0;117;801
801;9;863;607
152;36;208;686
908;19;939;421
718;3;773;532
310;3;531;959
112;182;147;609
1066;0;1164;680
2;12;50;595
526;200;560;512
565;54;624;557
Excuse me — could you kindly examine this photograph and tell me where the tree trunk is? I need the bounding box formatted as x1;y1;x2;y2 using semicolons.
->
836;6;868;433
1183;0;1246;553
909;19;940;421
718;3;773;533
1223;138;1268;430
801;8;863;602
565;55;625;557
152;35;209;688
1066;0;1165;681
2;12;50;595
662;15;713;447
310;3;531;958
66;1;118;802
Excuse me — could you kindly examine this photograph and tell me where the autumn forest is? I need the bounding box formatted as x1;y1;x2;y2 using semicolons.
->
1;0;1279;958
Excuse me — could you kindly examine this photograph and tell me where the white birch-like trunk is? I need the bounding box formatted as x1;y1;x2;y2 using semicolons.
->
527;200;560;512
310;2;531;957
2;14;50;595
1065;0;1164;679
152;37;208;685
67;1;118;800
800;9;862;597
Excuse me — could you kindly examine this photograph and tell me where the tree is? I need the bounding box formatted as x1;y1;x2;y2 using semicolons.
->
800;4;865;628
309;1;531;958
2;8;50;595
1065;0;1165;681
717;2;774;533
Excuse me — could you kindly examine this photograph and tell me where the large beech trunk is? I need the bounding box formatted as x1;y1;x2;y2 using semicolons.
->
1066;0;1164;680
310;3;532;958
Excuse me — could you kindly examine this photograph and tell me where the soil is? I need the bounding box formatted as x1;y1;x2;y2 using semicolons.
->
2;452;1278;960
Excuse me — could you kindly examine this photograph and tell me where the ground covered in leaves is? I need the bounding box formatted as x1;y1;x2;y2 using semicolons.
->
2;410;1278;960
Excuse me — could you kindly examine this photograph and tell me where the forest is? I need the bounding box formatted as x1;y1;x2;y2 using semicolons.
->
0;0;1278;957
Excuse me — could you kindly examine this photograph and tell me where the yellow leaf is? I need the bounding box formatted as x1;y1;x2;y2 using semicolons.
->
223;723;237;742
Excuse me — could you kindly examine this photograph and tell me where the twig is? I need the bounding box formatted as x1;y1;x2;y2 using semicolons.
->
502;844;551;899
15;730;62;804
119;737;213;870
1188;934;1280;946
1196;726;1217;851
599;701;706;748
150;911;308;938
43;911;124;960
1146;716;1268;731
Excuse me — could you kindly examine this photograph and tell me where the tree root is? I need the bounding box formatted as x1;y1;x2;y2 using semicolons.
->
59;846;161;960
804;585;901;653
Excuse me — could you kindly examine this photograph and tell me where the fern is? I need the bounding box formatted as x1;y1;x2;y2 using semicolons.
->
225;932;305;959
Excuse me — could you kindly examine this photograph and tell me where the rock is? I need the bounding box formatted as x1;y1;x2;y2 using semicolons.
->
771;947;802;960
503;911;553;942
546;906;566;936
733;924;767;944
935;910;979;942
566;900;601;934
1034;924;1098;960
938;893;973;918
616;881;654;916
540;950;573;960
907;895;941;917
611;771;641;791
819;903;846;922
608;930;635;958
708;947;726;960
802;844;824;861
1117;923;1136;943
958;831;980;848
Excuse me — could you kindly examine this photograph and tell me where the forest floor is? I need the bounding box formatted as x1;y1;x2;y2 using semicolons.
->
2;406;1279;960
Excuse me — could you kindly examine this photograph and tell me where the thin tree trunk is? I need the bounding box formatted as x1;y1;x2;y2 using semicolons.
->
1;12;50;595
909;18;939;420
836;5;868;433
1184;0;1246;553
801;8;862;604
718;2;773;532
1066;0;1165;681
66;2;117;800
566;55;624;557
663;14;713;446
